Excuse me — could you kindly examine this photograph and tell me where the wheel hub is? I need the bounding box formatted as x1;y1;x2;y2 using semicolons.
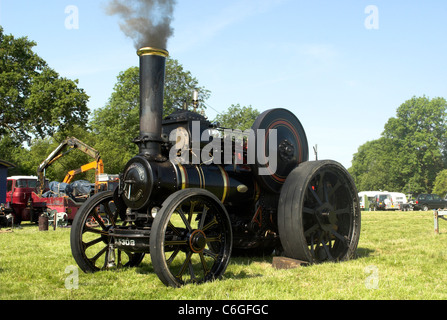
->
189;229;207;253
279;139;295;161
315;202;333;217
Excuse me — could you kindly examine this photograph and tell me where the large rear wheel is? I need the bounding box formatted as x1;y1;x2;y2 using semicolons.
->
278;160;361;263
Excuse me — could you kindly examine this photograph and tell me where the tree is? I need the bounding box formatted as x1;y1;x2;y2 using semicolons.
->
90;58;210;173
383;96;447;192
349;138;401;191
0;27;90;144
350;96;447;193
0;132;24;176
433;169;447;198
213;104;260;131
164;58;210;115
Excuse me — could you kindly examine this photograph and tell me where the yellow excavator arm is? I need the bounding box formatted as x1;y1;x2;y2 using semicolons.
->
62;160;105;184
36;137;103;196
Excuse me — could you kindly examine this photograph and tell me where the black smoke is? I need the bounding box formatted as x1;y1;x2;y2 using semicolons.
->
105;0;176;49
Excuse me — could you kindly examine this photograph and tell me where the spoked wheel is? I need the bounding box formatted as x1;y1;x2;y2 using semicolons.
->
70;191;145;272
150;189;232;288
278;160;361;263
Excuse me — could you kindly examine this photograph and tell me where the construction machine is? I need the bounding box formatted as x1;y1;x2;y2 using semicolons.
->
36;137;105;196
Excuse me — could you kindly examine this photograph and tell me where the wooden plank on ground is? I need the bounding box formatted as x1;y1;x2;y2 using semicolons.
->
272;256;309;270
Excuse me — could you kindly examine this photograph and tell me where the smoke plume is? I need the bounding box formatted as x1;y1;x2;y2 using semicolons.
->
106;0;176;49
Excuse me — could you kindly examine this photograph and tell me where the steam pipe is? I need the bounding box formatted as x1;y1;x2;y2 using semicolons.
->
135;47;169;159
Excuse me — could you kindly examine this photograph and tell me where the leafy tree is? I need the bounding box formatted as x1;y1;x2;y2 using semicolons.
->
0;132;24;176
213;104;260;131
90;67;140;174
383;96;447;192
0;27;90;144
349;138;400;191
433;169;447;198
91;58;210;173
164;58;210;115
350;96;447;193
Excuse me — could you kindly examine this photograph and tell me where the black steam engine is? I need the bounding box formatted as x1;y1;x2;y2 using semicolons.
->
70;48;361;287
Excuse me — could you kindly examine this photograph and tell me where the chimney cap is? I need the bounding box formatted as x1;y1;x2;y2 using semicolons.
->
137;47;169;57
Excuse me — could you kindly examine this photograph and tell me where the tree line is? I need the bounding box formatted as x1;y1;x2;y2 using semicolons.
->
349;96;447;197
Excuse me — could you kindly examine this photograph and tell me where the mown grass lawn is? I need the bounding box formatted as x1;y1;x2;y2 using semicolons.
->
0;210;446;300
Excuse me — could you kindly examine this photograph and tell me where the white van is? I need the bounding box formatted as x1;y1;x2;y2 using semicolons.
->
389;192;408;210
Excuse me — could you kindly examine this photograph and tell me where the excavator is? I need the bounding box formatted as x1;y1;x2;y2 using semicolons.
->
36;137;105;196
30;137;118;224
6;137;117;225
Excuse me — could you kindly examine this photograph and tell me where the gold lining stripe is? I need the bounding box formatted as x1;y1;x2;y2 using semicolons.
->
218;165;229;203
178;163;187;190
199;166;205;189
195;166;203;188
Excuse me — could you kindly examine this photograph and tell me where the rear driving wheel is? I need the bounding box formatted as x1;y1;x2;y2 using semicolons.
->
278;160;361;263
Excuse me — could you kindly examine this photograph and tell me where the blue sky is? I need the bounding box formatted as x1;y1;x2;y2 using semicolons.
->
1;0;447;169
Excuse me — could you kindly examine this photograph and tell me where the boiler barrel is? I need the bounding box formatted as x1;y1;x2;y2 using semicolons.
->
170;163;259;205
121;156;258;210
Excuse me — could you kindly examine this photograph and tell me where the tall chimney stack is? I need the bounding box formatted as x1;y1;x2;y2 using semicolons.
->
135;47;169;159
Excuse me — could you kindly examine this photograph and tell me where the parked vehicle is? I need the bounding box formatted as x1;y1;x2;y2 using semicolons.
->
413;194;447;211
389;192;408;210
367;191;408;211
5;174;118;225
5;176;42;224
369;192;393;211
359;191;380;210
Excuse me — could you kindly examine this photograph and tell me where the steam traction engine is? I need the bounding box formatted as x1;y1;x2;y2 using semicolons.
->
70;48;361;287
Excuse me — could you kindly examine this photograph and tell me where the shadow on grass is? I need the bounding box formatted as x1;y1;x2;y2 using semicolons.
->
356;247;375;259
135;262;154;275
10;223;37;229
132;254;273;282
116;249;373;285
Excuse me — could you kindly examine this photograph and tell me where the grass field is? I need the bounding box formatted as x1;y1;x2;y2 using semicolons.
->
1;210;446;300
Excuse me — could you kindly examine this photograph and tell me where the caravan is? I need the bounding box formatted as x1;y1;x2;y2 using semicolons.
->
359;191;408;211
389;192;408;210
358;191;379;210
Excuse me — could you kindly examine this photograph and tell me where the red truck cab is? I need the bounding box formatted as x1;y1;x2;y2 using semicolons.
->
6;176;41;224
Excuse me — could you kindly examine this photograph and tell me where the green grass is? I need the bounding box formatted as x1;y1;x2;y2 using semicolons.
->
1;210;446;300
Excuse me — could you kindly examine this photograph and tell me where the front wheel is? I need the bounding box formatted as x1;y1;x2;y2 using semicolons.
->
70;191;145;272
150;189;233;287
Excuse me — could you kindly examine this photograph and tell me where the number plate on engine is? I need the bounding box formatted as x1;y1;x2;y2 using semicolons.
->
116;238;136;246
